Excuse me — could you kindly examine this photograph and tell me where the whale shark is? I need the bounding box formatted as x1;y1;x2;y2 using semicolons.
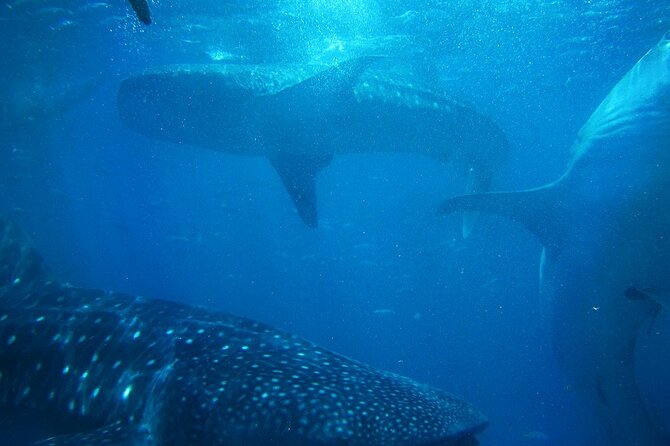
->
117;58;509;228
0;77;101;134
438;32;670;445
0;216;487;445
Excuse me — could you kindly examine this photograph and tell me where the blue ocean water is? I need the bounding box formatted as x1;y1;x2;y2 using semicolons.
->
1;1;669;445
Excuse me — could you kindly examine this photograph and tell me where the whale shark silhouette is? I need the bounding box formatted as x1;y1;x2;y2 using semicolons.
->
0;217;487;445
0;77;101;134
117;58;509;229
439;32;670;445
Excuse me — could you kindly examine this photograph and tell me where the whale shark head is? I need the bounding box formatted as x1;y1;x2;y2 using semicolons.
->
0;217;487;445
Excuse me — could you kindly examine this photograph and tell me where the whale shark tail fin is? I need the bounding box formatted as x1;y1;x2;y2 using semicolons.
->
438;185;565;251
269;153;333;228
0;217;52;292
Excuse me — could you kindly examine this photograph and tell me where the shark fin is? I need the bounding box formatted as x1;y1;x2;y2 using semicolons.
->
33;421;145;446
268;153;333;228
438;185;564;251
128;0;151;25
0;217;52;290
275;56;380;108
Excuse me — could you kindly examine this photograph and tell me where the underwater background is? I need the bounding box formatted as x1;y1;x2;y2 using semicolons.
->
1;0;670;444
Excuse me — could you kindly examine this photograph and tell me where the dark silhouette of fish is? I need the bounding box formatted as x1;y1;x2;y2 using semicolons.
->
0;78;102;134
127;0;150;24
117;58;509;229
0;217;487;445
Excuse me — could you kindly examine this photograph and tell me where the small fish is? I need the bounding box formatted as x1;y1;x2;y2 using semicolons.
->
523;430;551;442
37;6;72;15
49;19;76;31
166;235;190;243
205;48;237;62
85;2;111;9
372;308;395;315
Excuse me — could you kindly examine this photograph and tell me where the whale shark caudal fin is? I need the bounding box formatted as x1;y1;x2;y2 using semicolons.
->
268;153;333;228
127;0;151;24
0;217;52;291
438;185;565;252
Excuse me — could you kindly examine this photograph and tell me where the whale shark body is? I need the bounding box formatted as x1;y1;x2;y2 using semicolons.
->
117;59;509;228
0;217;487;445
439;33;670;444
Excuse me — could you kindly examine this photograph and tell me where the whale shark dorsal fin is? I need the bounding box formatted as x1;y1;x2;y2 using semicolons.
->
275;56;381;105
438;185;565;251
268;153;333;228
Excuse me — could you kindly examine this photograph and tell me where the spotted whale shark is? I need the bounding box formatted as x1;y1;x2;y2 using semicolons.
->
0;217;487;445
439;32;670;444
117;58;509;229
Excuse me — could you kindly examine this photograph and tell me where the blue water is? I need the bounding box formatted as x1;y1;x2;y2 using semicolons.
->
1;1;669;445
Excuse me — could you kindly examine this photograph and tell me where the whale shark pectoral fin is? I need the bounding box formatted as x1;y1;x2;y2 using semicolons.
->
268;153;333;228
437;185;564;251
33;421;144;445
127;0;151;25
